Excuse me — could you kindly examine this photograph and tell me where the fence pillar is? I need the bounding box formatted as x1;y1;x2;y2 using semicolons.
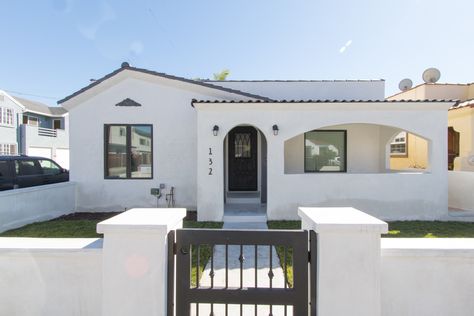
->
97;208;186;316
299;207;388;316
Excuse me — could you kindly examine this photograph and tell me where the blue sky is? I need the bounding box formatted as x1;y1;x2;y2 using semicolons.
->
1;0;473;105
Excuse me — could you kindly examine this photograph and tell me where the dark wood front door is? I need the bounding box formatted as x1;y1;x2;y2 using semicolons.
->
228;126;258;191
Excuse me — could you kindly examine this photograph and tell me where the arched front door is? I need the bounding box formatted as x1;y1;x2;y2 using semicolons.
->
228;126;258;191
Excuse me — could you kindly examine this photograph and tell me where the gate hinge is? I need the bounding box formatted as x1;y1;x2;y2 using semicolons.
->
308;251;311;263
173;243;177;255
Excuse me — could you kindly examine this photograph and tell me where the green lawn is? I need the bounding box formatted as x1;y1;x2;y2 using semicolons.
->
0;219;103;238
181;221;224;286
385;221;474;238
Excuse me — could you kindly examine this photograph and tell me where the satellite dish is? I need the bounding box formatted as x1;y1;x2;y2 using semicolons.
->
398;78;413;91
422;68;441;83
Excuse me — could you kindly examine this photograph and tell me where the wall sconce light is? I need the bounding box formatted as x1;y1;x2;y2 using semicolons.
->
212;125;219;136
272;124;279;136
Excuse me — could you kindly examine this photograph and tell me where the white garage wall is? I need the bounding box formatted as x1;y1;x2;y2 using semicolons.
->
28;146;52;159
55;148;70;169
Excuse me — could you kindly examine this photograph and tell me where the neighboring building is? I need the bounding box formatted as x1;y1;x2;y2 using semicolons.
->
0;92;23;156
388;83;474;171
0;90;69;169
59;63;453;221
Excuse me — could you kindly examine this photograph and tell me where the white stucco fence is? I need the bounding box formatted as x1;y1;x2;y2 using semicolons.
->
0;208;473;315
0;238;102;316
0;182;76;233
448;171;474;211
381;238;474;316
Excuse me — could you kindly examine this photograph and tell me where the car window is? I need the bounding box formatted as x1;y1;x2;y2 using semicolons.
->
38;159;61;175
15;160;42;176
0;161;11;178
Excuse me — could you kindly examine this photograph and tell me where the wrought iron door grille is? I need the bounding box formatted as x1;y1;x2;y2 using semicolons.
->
169;229;315;316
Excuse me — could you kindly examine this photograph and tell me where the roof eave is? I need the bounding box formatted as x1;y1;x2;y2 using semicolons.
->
58;65;274;105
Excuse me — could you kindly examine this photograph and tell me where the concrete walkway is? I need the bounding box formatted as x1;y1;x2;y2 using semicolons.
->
192;221;293;316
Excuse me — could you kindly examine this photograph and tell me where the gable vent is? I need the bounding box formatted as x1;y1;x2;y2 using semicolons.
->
115;98;141;107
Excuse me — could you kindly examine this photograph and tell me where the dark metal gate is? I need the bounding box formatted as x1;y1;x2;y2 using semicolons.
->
167;229;317;315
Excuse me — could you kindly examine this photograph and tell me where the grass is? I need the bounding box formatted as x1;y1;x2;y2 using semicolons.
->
182;221;224;286
384;221;474;238
267;221;301;287
0;219;103;238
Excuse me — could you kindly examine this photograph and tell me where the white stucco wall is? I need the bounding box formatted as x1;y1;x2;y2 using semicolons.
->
448;171;474;211
0;238;102;316
205;80;385;100
381;238;474;316
0;182;76;233
196;101;450;221
64;71;250;212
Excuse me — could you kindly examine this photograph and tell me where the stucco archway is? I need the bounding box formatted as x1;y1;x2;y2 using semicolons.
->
223;124;267;216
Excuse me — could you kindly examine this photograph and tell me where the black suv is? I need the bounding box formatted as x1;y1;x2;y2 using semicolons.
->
0;156;69;191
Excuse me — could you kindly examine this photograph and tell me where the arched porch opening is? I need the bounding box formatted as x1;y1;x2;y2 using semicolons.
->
223;124;267;216
284;123;431;174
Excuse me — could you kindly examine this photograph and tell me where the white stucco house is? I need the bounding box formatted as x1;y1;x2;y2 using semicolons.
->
59;63;453;221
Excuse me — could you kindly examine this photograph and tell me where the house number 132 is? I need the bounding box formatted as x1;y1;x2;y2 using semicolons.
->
208;147;213;175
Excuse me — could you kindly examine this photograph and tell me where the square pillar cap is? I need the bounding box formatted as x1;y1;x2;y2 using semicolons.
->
298;207;388;234
97;208;186;234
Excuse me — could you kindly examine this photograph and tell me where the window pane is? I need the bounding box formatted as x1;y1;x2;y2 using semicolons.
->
390;131;407;156
16;160;42;176
29;117;38;126
106;125;127;178
130;126;152;178
234;133;251;158
39;160;61;175
0;161;10;178
305;131;346;172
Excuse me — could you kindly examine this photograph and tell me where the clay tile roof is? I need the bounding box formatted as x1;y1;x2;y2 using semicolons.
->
191;98;456;106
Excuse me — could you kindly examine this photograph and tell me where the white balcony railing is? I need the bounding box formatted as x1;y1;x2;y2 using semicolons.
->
37;127;57;137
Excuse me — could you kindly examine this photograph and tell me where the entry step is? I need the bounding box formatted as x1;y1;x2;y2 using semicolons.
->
226;192;261;204
223;215;267;223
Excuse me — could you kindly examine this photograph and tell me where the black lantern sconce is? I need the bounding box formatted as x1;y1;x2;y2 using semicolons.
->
272;124;279;136
213;125;219;136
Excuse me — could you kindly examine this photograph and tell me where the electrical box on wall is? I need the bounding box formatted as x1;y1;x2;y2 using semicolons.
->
150;188;160;196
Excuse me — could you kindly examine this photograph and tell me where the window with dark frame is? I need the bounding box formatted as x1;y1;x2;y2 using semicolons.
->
104;124;153;179
304;130;347;172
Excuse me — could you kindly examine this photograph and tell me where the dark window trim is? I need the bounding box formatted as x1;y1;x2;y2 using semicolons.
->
304;129;347;173
104;124;153;180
